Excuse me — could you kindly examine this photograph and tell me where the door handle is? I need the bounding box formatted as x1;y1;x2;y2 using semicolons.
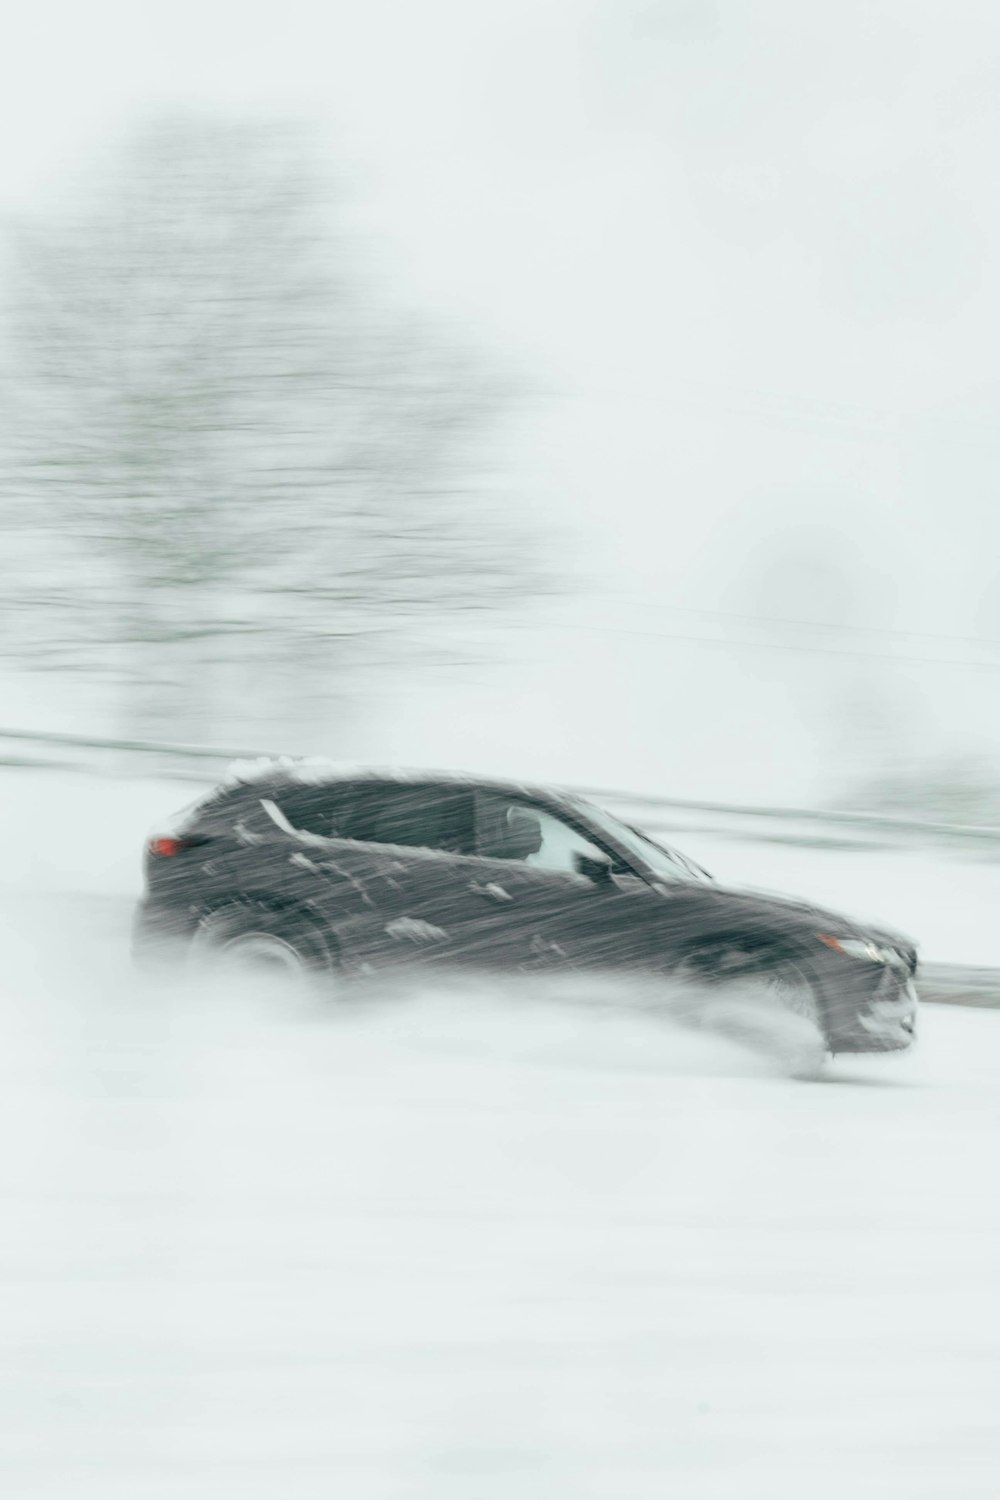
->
469;881;514;903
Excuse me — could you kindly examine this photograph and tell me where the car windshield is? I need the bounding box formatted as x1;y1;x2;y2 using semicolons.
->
572;800;712;883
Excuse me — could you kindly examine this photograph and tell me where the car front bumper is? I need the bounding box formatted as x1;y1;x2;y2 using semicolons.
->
827;966;918;1053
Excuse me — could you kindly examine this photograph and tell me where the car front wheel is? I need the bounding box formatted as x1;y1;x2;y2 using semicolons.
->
673;954;829;1079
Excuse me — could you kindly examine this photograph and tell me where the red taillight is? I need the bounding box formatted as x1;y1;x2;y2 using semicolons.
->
148;836;185;858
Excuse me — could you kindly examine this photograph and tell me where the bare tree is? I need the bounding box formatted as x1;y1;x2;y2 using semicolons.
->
0;111;543;738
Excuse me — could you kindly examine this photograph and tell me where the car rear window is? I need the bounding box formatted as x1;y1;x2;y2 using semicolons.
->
169;786;253;835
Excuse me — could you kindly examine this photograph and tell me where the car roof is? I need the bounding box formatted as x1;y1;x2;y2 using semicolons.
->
217;756;584;809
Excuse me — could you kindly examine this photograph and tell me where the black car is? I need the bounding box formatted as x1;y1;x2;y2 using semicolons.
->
132;759;918;1060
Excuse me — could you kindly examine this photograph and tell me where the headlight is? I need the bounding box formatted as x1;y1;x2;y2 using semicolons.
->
817;934;908;968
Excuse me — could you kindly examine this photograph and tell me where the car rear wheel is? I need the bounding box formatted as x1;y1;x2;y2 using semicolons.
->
190;903;335;989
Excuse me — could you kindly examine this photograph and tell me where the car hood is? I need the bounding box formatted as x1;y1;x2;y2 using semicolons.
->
680;878;918;966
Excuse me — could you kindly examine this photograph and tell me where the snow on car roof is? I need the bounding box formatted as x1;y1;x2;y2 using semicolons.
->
220;755;578;804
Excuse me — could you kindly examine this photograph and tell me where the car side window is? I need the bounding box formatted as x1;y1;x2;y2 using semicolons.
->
274;784;364;839
476;794;612;874
350;784;475;856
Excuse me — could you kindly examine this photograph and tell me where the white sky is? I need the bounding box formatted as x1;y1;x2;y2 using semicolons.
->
6;0;1000;796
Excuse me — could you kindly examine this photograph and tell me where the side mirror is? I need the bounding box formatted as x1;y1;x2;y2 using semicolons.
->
574;851;615;885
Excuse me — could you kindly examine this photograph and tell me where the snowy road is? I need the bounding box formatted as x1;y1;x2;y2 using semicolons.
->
2;772;1000;1497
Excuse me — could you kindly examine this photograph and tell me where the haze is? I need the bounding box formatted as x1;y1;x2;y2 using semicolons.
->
4;0;998;799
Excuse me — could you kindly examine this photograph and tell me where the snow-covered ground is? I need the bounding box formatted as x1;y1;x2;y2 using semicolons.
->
3;769;1000;1498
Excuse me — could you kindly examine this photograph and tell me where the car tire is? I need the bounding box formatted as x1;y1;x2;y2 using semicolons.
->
189;902;336;987
672;953;830;1079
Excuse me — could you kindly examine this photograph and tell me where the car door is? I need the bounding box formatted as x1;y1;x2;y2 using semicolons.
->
320;780;532;977
469;791;672;975
244;777;523;978
355;789;625;977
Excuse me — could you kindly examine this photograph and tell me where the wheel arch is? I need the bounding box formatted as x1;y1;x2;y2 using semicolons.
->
671;933;832;1013
191;896;341;971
